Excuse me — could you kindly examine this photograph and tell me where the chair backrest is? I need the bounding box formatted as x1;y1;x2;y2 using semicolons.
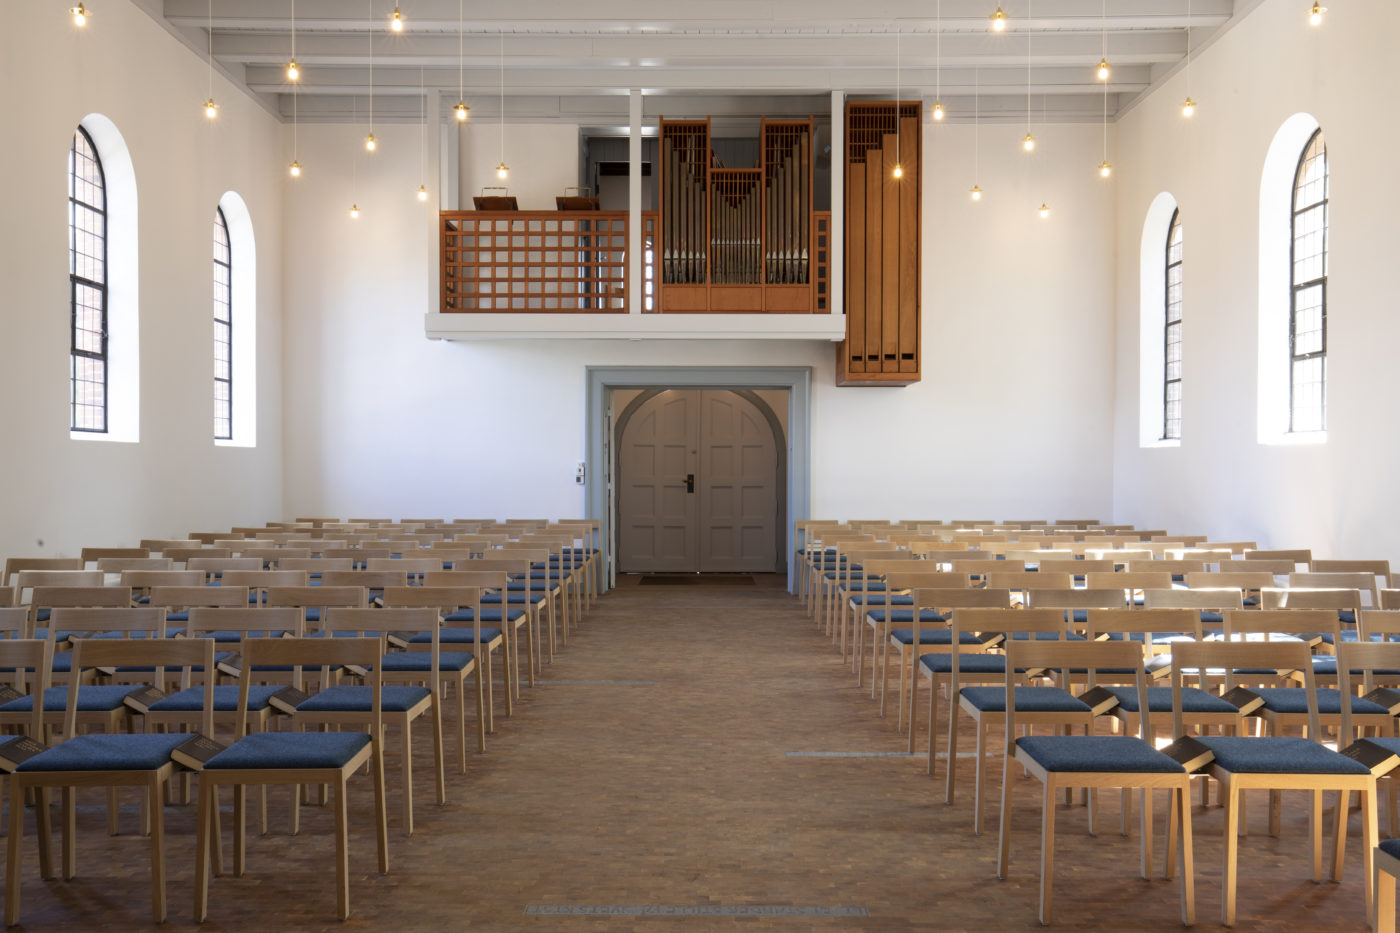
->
1127;560;1207;577
1244;548;1312;570
1143;587;1244;612
1337;641;1400;743
380;586;482;623
148;585;251;610
1357;610;1400;643
30;586;131;614
1036;559;1115;576
12;570;103;606
0;606;28;638
96;557;173;574
1313;559;1391;580
187;557;263;580
985;572;1073;593
366;557;445;577
138;539;201;554
264;586;369;620
220;570;310;594
1218;558;1292;575
323;608;441;672
853;557;921;582
1084;607;1203;644
1222;608;1339;647
950;559;1024;576
1085;571;1173;595
1290;572;1378;606
186;606;304;640
81;546;149;564
0;639;51;739
68;636;215;737
1004;640;1151;739
164;547;231;564
1259;587;1362;613
120;570;205;593
3;558;84;587
1184;571;1275;595
1165;548;1234;564
1202;541;1258;556
318;570;409;590
278;557;355;574
238;547;311;567
420;570;508;593
235;637;380;739
1170;640;1316;738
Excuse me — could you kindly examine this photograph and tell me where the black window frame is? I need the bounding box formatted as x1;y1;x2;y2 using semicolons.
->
213;206;233;441
69;125;108;434
1288;127;1328;433
1162;207;1183;441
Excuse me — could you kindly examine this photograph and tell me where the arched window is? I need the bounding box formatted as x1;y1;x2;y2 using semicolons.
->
213;207;233;440
1163;209;1183;440
69;127;107;433
1289;129;1327;433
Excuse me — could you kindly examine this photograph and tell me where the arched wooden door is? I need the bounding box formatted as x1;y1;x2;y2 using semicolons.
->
617;389;780;573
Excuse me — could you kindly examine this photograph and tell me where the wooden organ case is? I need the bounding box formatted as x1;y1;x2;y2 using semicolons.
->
657;117;820;314
839;101;921;386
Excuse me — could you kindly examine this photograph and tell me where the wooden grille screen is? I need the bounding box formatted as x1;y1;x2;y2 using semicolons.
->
814;213;831;312
440;212;628;313
839;101;921;385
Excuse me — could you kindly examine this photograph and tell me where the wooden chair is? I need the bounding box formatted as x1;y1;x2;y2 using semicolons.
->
1;560;83;589
1144;586;1245;635
432;558;553;674
1244;548;1313;571
899;589;1013;737
828;551;916;660
5;636;214;925
79;546;149;567
1170;640;1376;925
219;569;309;604
299;608;445;837
945;608;1089;836
997;639;1195;926
1376;839;1400;933
1184;571;1275;607
1291;572;1380;611
417;570;523;709
193;636;388;922
1025;587;1127;636
1085;571;1173;608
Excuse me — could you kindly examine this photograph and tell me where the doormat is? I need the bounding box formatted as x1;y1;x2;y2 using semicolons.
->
638;575;756;586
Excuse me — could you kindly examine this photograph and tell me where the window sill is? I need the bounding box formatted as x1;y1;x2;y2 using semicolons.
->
1140;438;1181;449
1260;430;1327;447
70;430;137;444
214;438;256;449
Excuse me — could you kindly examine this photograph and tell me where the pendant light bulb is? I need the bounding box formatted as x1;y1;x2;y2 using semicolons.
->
496;161;510;180
349;203;360;219
1022;132;1036;152
932;100;945;121
417;184;428;202
390;5;404;31
1308;2;1326;25
1181;96;1197;117
989;5;1007;31
454;101;469;122
365;132;376;152
892;163;904;180
1098;159;1112;178
1096;58;1110;81
289;159;302;178
70;4;89;26
1038;202;1050;219
203;98;218;119
970;184;983;201
287;59;300;81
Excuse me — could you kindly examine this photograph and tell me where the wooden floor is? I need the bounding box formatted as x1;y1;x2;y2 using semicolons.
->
4;574;1378;930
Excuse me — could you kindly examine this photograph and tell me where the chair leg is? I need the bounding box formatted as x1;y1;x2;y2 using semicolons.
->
997;751;1014;881
62;786;76;879
194;778;212;922
1140;787;1155;880
234;785;247;877
148;773;167;923
943;701;960;797
1178;784;1196;926
334;777;350;921
906;658;918;753
1377;862;1396;933
400;719;414;836
1165;786;1179;881
483;650;495;733
1311;788;1324;882
5;779;24;927
1223;780;1240;926
431;695;446;806
374;742;389;875
474;668;487;753
1039;780;1057;925
1332;789;1349;882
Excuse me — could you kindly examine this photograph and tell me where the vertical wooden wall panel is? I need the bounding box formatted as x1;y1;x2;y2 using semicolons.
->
880;133;900;372
865;146;883;368
898;115;920;374
846;164;867;374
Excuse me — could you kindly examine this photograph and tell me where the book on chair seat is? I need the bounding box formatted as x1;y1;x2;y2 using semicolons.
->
1160;735;1215;773
1078;685;1121;716
1363;687;1400;717
1339;738;1400;777
170;734;227;772
216;653;242;678
1220;685;1265;716
976;632;1005;647
386;632;410;650
267;685;312;716
0;735;48;772
0;685;23;704
122;685;167;715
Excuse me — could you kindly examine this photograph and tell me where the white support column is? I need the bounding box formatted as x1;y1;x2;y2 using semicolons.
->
829;89;844;319
428;91;444;315
628;89;643;315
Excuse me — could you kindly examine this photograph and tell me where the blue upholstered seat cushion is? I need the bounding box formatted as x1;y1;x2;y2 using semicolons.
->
378;651;475;673
442;608;523;624
858;596;917;611
1016;735;1186;773
1380;838;1400;861
823;570;869;581
481;593;538;606
204;731;372;770
918;653;1007;675
0;685;136;713
1252;687;1389;716
296;684;432;713
1308;656;1400;676
1196;736;1370;774
416;627;503;644
1103;685;1239;714
866;609;944;625
17;732;195;772
890;627;981;646
960;686;1090;713
149;685;281;712
1007;631;1088;642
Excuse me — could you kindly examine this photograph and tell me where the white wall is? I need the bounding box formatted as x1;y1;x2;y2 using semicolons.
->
282;117;1117;525
0;1;284;557
460;123;580;209
1111;1;1400;562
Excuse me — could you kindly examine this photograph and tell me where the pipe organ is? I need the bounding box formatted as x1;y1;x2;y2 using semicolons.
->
838;101;921;386
658;117;820;313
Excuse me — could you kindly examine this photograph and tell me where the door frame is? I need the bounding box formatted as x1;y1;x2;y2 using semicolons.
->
614;388;787;574
586;365;812;590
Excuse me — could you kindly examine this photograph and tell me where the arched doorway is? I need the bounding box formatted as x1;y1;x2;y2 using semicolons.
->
616;389;784;573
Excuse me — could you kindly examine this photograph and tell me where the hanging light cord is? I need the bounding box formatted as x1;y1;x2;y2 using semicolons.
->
207;0;213;100
974;67;980;181
499;30;505;164
1186;0;1192;95
935;1;941;104
368;0;374;136
1026;0;1033;139
895;27;900;168
419;66;426;186
458;0;464;99
290;0;295;66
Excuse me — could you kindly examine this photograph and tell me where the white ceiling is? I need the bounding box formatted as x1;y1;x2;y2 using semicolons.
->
137;0;1241;127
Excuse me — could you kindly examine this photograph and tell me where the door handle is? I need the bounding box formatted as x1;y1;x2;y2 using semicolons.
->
685;473;695;493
